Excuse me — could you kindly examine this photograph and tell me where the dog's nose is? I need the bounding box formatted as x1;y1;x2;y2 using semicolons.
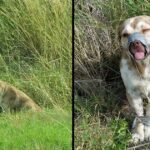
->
134;40;140;46
133;40;141;48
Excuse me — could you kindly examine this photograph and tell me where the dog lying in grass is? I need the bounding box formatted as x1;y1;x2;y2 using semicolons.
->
0;81;41;112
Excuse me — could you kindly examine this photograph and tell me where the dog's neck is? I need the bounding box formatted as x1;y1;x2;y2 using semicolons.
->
132;59;147;76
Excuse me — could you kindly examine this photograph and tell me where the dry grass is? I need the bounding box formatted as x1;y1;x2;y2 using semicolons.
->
75;0;123;97
75;0;150;149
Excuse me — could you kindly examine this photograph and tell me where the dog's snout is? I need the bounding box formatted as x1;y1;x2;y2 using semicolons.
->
133;40;141;47
128;32;147;48
134;40;140;45
129;40;145;52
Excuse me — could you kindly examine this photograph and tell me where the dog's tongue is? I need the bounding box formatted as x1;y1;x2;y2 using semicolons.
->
134;51;145;60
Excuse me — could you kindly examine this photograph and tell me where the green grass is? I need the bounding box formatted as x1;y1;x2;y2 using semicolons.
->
0;0;71;149
75;111;131;150
0;0;72;109
0;109;71;150
75;0;150;149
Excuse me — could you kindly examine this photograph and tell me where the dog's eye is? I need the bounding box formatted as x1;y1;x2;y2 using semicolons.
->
122;33;129;37
142;29;150;33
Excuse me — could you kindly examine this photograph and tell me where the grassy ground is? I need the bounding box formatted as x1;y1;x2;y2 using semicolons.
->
75;0;150;149
0;109;71;150
0;0;71;149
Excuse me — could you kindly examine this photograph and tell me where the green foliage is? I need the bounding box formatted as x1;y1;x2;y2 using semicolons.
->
75;112;132;150
0;0;72;109
0;1;71;149
0;0;71;61
75;112;113;150
109;118;131;150
0;109;71;150
125;0;150;16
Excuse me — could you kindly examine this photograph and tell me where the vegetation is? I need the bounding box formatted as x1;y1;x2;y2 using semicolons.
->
0;0;72;109
0;110;71;150
0;0;71;149
75;0;150;149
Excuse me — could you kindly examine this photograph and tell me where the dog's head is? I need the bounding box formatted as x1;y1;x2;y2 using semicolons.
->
119;16;150;61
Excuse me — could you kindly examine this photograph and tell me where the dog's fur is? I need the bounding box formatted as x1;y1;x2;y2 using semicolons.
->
0;81;41;112
119;16;150;143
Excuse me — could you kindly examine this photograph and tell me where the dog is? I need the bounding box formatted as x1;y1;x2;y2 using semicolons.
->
0;80;41;112
119;15;150;143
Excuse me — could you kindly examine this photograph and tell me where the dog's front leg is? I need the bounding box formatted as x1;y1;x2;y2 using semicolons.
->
127;93;144;143
127;92;143;116
131;120;144;144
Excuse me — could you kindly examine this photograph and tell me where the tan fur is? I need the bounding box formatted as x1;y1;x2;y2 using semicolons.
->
0;81;41;112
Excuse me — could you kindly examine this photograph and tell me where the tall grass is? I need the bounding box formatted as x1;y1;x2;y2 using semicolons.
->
0;0;72;109
75;0;150;149
0;1;71;149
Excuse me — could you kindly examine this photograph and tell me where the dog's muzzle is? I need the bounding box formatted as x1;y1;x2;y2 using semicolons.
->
128;32;147;47
128;32;149;60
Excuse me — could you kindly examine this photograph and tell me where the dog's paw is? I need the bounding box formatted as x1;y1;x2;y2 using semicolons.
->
130;133;144;144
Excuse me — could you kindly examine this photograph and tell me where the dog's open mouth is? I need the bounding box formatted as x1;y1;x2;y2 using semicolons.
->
129;41;147;60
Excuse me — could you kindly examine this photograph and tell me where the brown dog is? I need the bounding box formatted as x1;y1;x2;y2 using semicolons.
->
119;16;150;143
0;81;41;112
